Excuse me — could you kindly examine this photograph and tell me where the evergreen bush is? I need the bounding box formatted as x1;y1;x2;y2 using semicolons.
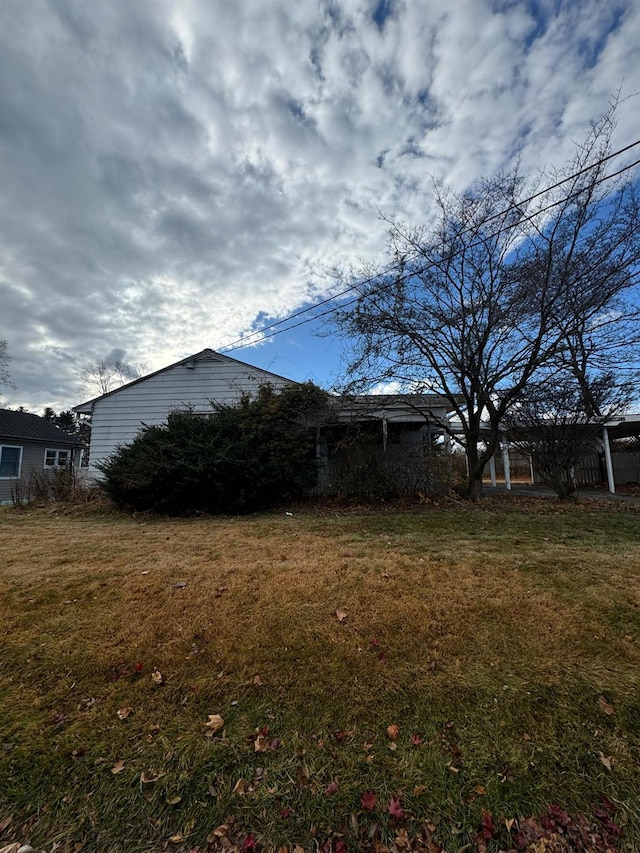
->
98;383;329;514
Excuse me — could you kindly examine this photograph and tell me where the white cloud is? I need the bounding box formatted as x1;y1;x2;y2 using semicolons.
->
0;0;638;411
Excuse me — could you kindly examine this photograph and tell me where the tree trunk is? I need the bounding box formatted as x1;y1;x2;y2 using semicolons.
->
465;444;485;500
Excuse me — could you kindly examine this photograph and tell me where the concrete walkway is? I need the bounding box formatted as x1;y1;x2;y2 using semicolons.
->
482;482;640;503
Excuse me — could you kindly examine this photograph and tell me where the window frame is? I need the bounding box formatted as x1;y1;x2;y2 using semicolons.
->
0;444;23;479
44;447;72;469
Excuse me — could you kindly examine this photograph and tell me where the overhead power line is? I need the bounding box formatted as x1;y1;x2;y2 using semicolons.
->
220;137;640;353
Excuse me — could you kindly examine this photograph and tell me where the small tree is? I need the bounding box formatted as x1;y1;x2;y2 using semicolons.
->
502;375;632;499
98;383;329;515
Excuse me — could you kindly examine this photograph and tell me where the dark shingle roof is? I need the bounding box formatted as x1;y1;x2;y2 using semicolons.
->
0;409;83;445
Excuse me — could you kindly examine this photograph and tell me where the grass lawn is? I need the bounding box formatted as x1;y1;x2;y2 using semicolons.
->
1;498;639;852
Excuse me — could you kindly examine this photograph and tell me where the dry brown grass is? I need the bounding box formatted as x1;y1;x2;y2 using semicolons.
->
1;499;640;852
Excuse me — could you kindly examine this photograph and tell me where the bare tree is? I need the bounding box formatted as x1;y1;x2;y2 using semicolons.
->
503;374;632;499
334;107;640;498
80;357;146;396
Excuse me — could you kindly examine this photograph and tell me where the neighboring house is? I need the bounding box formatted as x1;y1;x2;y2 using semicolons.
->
74;348;459;493
0;409;84;505
74;349;295;476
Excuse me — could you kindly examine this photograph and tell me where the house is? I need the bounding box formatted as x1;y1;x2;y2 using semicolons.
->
74;348;458;494
74;349;295;476
0;409;84;505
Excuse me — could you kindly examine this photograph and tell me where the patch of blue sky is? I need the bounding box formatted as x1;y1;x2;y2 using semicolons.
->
372;0;395;32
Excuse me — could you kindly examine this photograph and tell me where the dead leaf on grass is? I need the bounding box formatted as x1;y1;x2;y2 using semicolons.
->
168;832;183;843
166;794;182;805
151;669;164;685
387;723;399;740
254;734;268;752
336;608;348;623
232;779;247;795
296;762;310;789
253;675;263;686
361;790;377;810
413;785;427;796
204;714;225;736
599;752;613;771
117;707;132;720
388;797;405;819
111;759;125;774
140;770;165;784
598;696;615;716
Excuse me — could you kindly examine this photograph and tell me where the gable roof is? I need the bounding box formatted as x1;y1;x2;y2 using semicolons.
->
74;349;296;413
0;409;83;445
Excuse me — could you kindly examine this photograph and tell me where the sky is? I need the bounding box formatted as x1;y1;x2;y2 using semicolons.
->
0;0;639;413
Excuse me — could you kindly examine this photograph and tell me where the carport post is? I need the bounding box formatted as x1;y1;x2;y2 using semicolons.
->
501;437;511;490
602;425;615;494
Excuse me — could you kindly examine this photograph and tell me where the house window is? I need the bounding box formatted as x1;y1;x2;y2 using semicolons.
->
0;445;22;478
44;448;71;468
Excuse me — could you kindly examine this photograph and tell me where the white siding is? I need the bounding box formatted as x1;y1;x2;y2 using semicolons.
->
87;354;293;474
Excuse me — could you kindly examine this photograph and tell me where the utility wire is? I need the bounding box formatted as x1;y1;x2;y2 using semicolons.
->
220;137;640;353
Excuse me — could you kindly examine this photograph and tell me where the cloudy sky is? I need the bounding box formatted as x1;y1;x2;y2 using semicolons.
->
1;0;639;412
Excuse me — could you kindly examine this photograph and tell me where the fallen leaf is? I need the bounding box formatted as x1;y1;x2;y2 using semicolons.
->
296;762;310;789
117;707;132;720
204;714;225;736
505;818;516;832
325;781;338;795
481;810;495;840
334;729;353;742
387;724;400;741
232;778;247;795
388;797;405;819
151;669;164;685
336;608;348;623
141;570;150;575
388;742;398;751
599;752;613;771
410;733;423;746
175;581;187;589
361;790;377;810
474;785;487;796
166;794;182;805
140;770;165;784
413;785;427;796
253;675;263;686
363;740;374;751
598;696;615;716
169;833;184;843
254;734;268;752
111;759;125;774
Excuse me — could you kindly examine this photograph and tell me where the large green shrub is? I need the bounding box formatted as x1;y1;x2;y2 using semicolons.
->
98;383;329;514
